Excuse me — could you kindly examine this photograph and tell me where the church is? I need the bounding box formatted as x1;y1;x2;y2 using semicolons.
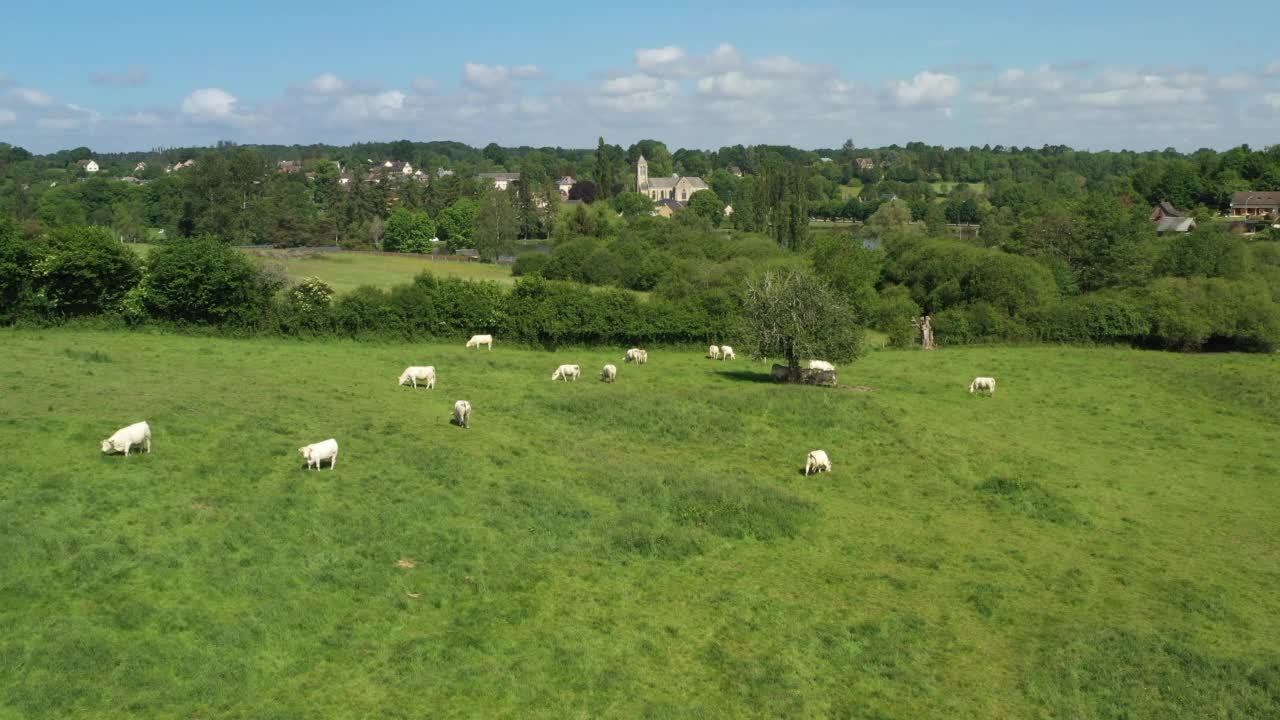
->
635;155;708;203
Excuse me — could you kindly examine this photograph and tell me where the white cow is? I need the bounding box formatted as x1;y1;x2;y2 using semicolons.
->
300;438;338;470
465;334;494;350
601;364;617;383
808;360;835;373
398;366;436;389
552;364;581;382
708;345;721;360
720;346;736;360
625;348;646;364
969;377;997;394
101;420;151;456
805;449;832;476
453;400;472;428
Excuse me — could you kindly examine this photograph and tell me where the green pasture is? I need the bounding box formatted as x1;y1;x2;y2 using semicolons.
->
0;330;1276;718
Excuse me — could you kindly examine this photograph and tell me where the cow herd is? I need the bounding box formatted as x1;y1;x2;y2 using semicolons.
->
99;332;997;474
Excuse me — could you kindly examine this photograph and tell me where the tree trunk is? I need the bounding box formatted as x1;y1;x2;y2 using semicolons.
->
787;348;802;382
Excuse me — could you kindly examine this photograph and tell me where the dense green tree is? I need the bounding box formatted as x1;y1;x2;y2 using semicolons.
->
811;234;883;322
626;140;673;179
1154;227;1248;279
143;236;271;324
37;226;141;316
474;189;519;261
382;207;436;253
1078;193;1153;290
0;215;40;316
741;268;863;380
687;189;725;227
612;191;654;217
436;197;479;248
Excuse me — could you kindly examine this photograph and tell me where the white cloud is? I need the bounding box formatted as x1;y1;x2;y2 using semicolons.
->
335;90;407;122
10;87;55;107
303;73;348;95
1267;61;1280;76
3;50;1276;154
122;112;164;126
696;71;777;99
996;66;1072;93
635;46;686;71
463;62;541;91
37;117;80;130
1215;74;1260;92
890;71;960;107
91;66;148;87
181;88;240;119
754;55;809;75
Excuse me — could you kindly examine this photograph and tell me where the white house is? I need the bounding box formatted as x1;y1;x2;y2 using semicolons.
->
382;160;413;175
557;175;576;199
78;159;99;173
477;172;520;191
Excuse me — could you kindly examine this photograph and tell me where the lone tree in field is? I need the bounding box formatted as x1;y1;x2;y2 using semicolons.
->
742;268;863;382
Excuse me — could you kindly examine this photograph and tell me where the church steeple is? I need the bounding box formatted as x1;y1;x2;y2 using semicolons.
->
636;154;649;192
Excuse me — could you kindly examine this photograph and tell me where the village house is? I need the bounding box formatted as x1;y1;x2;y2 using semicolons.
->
636;155;707;203
380;160;414;176
1155;216;1196;233
77;159;99;173
855;157;875;171
1150;200;1185;222
1229;191;1280;218
277;160;303;174
557;176;576;199
436;167;455;178
653;198;684;218
133;162;147;173
477;172;520;190
727;166;744;177
165;159;195;173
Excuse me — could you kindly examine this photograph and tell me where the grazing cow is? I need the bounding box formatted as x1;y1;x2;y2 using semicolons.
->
299;438;338;470
465;334;494;350
638;349;648;364
453;400;472;428
805;449;832;476
601;364;618;383
708;345;721;360
398;366;436;389
551;364;581;382
101;420;151;456
720;345;736;360
968;376;997;395
808;360;835;373
625;348;646;364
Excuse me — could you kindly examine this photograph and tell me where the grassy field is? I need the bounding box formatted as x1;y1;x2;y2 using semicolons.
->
930;181;986;196
128;245;515;294
250;251;515;294
1;330;1278;718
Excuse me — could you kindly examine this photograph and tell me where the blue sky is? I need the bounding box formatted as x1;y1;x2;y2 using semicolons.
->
1;1;1277;153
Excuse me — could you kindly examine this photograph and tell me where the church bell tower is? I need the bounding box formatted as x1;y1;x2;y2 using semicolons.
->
636;154;648;193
